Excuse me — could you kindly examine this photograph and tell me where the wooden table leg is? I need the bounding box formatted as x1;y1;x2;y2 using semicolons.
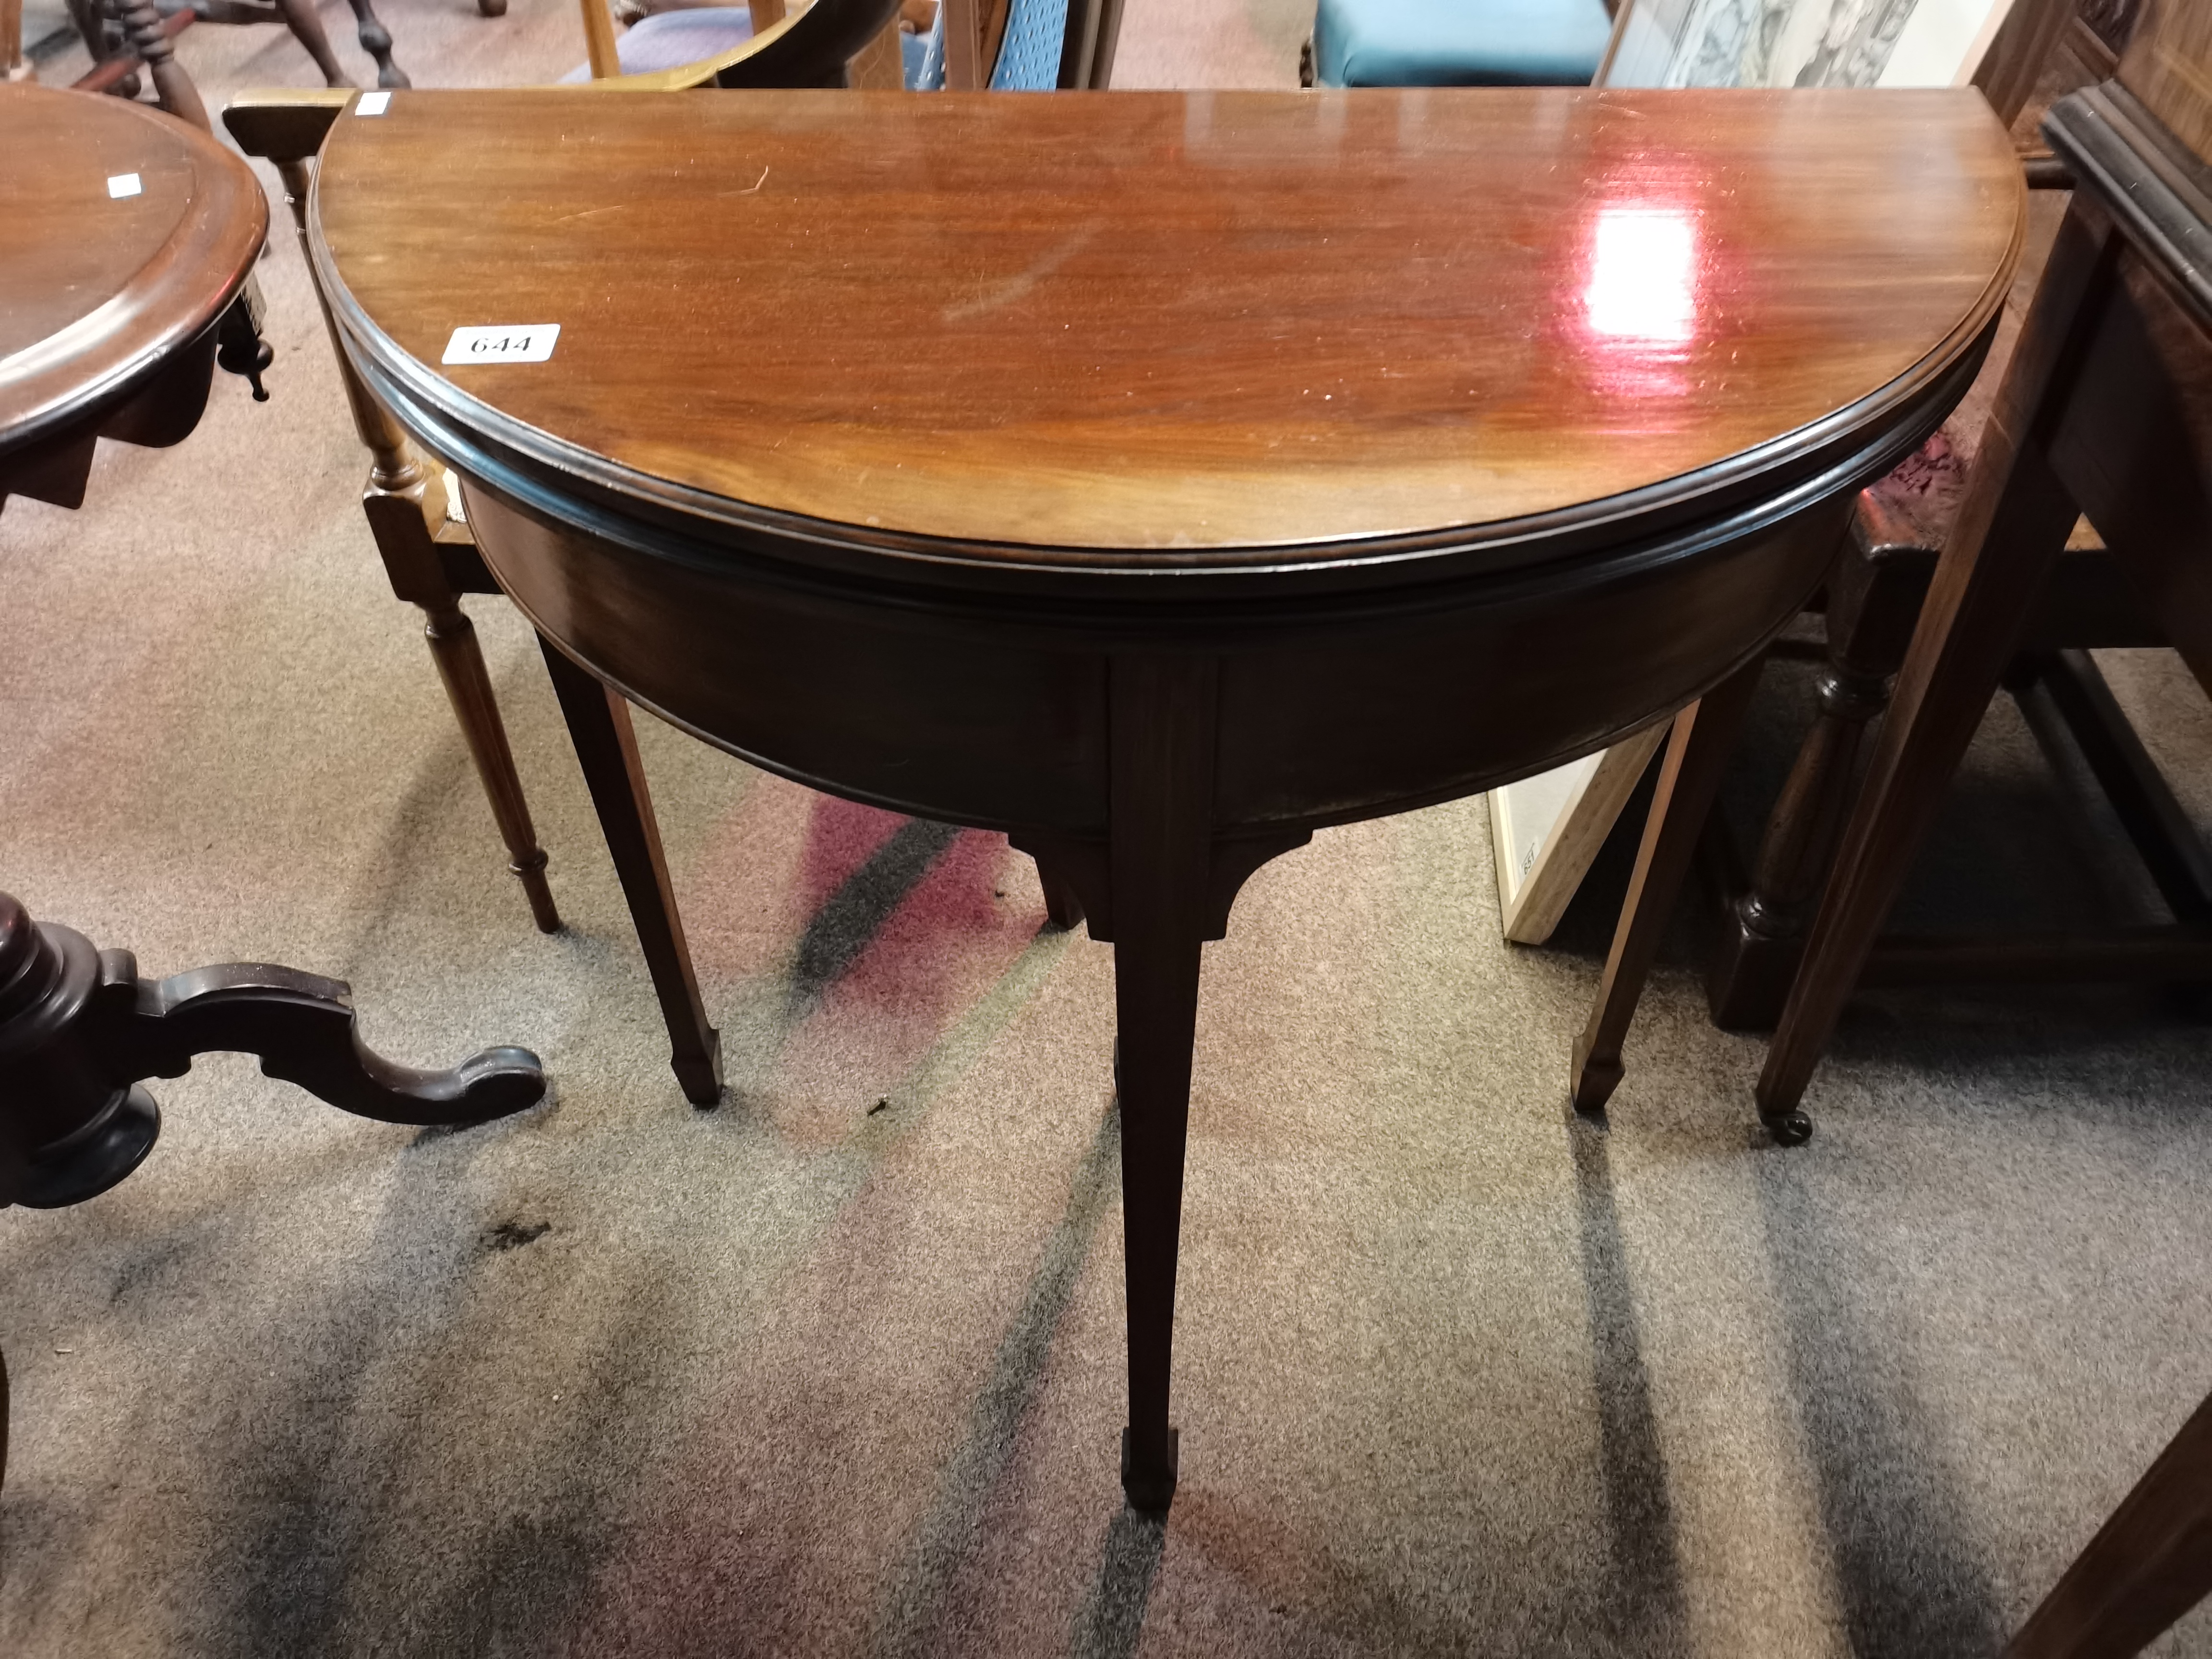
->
269;0;353;86
2005;1389;2212;1658
261;153;560;937
338;0;408;88
1571;656;1764;1121
537;637;723;1107
1707;538;1926;1031
3;0;33;83
1755;197;2117;1134
413;586;561;935
1107;653;1217;1514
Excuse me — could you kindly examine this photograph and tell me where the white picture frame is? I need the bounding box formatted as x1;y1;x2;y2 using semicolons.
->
1489;722;1669;945
1596;0;2019;90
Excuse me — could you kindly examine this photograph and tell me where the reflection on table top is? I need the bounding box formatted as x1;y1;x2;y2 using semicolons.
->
313;88;2020;560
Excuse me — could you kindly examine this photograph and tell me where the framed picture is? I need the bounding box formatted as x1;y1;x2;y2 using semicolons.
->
1597;0;2020;87
1489;721;1669;944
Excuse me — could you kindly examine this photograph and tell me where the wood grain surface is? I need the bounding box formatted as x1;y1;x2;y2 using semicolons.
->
2120;0;2212;168
313;87;2022;559
0;85;266;453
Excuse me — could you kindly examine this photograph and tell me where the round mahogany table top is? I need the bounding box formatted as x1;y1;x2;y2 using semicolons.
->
0;84;266;458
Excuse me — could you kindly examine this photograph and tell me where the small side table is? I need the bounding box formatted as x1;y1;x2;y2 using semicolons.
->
0;84;547;1488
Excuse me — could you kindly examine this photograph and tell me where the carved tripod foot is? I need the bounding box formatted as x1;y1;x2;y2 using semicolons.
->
0;890;544;1211
343;0;410;88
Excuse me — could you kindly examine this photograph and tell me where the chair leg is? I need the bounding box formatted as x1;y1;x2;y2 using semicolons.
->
2005;1388;2212;1658
1707;545;1924;1030
1756;199;2116;1138
1571;656;1765;1120
338;0;409;87
267;0;352;85
419;600;560;935
537;636;723;1107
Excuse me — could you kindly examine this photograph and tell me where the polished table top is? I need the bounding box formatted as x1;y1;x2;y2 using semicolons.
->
0;85;264;460
312;88;2021;565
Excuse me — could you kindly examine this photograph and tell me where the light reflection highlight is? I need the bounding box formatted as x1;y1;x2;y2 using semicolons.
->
1584;206;1698;343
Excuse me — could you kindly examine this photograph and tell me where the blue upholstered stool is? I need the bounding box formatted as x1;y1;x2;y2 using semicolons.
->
1309;0;1612;87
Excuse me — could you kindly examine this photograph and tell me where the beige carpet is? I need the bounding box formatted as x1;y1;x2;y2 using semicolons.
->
9;9;2212;1655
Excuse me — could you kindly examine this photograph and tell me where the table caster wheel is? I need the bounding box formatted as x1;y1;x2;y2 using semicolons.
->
1764;1110;1813;1147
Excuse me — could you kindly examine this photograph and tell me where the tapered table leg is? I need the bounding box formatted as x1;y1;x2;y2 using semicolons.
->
538;637;723;1106
1572;656;1764;1121
1108;653;1217;1514
1756;199;2115;1135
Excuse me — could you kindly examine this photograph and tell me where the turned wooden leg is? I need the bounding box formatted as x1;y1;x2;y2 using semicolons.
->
1571;656;1764;1121
111;0;206;127
1707;542;1927;1031
253;156;561;938
1106;654;1216;1513
268;0;352;85
338;0;408;87
419;599;560;933
1757;198;2115;1136
2005;1388;2212;1658
537;637;723;1107
67;0;120;75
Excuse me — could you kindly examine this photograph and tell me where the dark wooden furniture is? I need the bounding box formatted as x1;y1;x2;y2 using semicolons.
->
0;84;265;511
0;82;546;1491
2005;1383;2212;1657
1755;0;2212;1135
67;0;420;95
309;85;2022;1509
1695;0;2161;1037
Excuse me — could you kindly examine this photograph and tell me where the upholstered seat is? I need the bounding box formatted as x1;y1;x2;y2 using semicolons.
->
560;7;755;78
1310;0;1611;87
559;2;941;84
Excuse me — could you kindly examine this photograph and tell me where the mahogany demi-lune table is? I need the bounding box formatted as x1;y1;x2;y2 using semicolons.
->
309;86;2023;1510
0;83;543;1490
